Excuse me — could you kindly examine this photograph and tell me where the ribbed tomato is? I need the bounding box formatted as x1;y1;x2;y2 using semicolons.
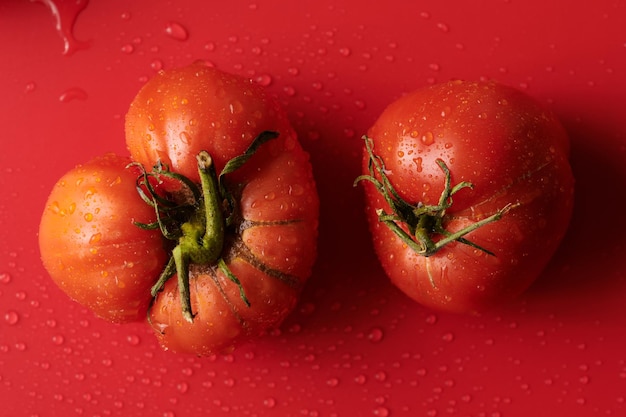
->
38;154;168;323
125;62;319;355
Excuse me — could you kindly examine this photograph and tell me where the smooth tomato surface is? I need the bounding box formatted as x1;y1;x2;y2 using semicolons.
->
125;61;296;182
126;63;319;355
361;80;575;313
38;154;168;323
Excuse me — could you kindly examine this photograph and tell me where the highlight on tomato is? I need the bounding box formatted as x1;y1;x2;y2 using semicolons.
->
356;80;574;314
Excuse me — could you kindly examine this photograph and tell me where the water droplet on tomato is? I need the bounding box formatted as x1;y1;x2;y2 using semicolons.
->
89;233;101;244
421;131;435;145
255;74;273;86
264;191;276;201
263;397;276;408
179;131;191;145
288;184;304;196
413;157;423;172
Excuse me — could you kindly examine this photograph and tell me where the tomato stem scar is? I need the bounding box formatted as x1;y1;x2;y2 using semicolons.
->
134;131;279;322
355;135;517;258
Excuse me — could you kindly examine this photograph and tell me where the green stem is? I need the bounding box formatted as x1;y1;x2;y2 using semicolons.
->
356;135;518;258
141;131;280;322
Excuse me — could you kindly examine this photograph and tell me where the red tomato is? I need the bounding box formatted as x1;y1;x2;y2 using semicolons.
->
358;80;574;313
125;62;319;355
38;154;168;323
125;61;297;184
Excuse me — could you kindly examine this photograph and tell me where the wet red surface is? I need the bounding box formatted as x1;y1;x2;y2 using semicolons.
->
2;1;626;416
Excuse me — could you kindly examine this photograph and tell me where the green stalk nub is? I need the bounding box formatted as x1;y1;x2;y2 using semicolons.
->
136;131;279;322
354;135;517;258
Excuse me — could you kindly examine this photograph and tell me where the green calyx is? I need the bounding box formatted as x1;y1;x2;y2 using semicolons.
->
132;131;279;322
354;135;517;258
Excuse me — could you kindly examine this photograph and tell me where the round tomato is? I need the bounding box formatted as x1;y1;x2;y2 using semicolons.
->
38;154;168;323
358;80;574;313
125;62;319;355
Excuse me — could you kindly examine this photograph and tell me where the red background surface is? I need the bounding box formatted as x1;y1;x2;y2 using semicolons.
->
2;1;626;416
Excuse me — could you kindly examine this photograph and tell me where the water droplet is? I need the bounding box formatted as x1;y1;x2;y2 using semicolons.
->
89;233;102;245
59;87;88;103
126;334;141;346
150;59;163;71
25;82;37;93
4;310;19;325
288;184;304;196
179;131;191;145
51;335;64;345
339;47;351;57
374;371;387;382
354;374;367;385
442;332;455;342
34;0;91;55
283;86;296;96
165;21;189;41
263;397;276;408
373;406;390;416
436;22;450;33
367;327;384;343
421;131;435;145
326;377;340;387
121;43;134;54
255;74;273;86
0;272;11;284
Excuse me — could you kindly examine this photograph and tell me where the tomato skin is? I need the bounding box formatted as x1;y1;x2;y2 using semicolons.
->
125;61;296;183
38;154;168;323
150;260;302;355
362;80;574;313
129;63;319;354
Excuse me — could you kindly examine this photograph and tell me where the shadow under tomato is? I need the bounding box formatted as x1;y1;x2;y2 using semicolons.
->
519;115;626;316
280;121;402;333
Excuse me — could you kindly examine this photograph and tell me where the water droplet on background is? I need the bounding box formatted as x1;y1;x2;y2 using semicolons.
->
165;21;189;41
59;87;88;103
4;310;19;325
34;0;91;55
